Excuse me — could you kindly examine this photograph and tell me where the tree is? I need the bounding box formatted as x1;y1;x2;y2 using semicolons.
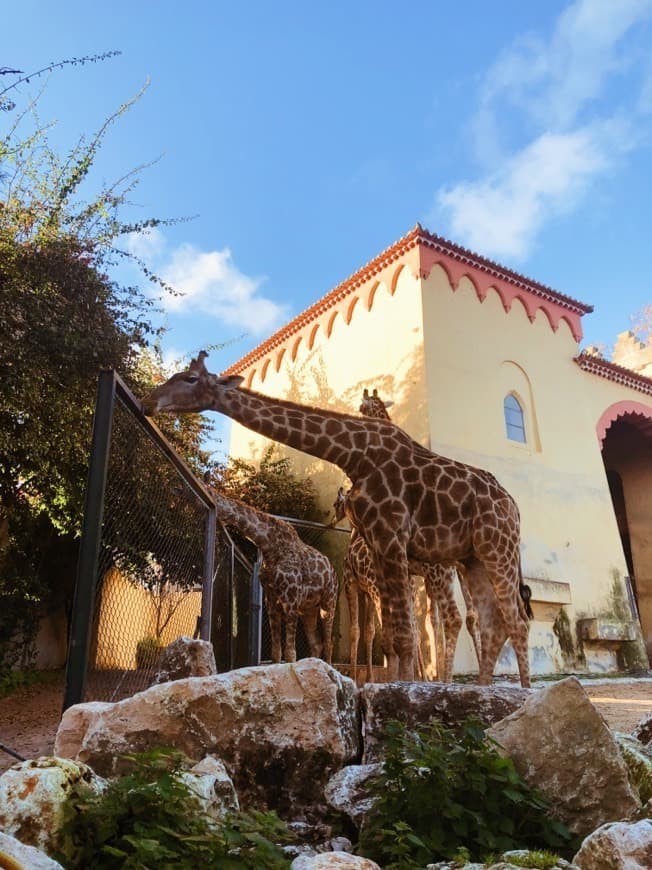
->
631;303;652;345
214;446;323;522
0;58;212;670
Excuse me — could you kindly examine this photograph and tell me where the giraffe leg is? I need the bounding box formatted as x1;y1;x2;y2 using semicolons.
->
301;608;323;659
345;573;360;683
485;561;531;689
440;580;463;684
319;582;336;665
458;567;483;667
267;597;283;664
461;558;505;685
374;549;415;681
363;592;378;683
283;615;298;663
377;586;399;680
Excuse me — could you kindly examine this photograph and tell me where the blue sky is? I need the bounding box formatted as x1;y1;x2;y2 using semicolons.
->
4;1;652;448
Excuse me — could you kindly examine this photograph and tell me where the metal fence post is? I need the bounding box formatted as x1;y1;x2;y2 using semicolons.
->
248;554;263;665
62;370;116;711
200;507;217;641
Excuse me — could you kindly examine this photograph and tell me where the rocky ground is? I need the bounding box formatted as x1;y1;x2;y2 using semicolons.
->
1;669;652;774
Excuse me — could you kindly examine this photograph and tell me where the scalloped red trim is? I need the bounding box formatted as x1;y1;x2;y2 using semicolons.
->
224;225;592;381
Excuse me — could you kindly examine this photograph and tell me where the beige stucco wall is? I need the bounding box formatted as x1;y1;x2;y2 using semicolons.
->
93;567;202;669
421;265;649;674
228;258;650;677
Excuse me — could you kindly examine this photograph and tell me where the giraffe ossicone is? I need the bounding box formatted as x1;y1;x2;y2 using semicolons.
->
143;351;532;686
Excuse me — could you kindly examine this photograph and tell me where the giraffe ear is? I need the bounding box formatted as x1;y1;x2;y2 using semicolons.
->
384;400;394;409
213;374;244;390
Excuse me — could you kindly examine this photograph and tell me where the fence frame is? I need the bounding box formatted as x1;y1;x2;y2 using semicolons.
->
63;370;217;711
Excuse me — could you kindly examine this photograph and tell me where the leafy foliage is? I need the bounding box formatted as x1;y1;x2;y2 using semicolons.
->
358;719;577;868
57;748;291;869
0;57;212;672
215;445;323;522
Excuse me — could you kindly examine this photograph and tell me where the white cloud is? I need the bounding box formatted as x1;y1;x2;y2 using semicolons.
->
439;120;632;259
161;244;287;335
126;229;288;336
436;0;652;259
126;226;166;261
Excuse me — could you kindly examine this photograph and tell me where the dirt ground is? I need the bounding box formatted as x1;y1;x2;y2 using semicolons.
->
1;672;652;775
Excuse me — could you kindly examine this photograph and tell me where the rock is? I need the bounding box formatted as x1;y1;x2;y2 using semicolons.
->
362;681;531;762
179;755;239;820
573;819;652;868
55;657;360;818
615;732;652;804
324;764;381;828
154;636;217;683
52;701;112;761
0;757;106;855
501;851;579;869
488;676;640;836
330;836;353;852
632;711;652;746
0;831;64;869
291;853;381;869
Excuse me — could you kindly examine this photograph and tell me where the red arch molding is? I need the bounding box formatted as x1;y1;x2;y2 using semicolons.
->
597;400;652;446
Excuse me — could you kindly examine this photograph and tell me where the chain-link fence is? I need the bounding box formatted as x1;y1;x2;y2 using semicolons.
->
63;371;216;709
64;371;369;711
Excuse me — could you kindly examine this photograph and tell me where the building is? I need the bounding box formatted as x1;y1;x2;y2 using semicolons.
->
225;224;652;677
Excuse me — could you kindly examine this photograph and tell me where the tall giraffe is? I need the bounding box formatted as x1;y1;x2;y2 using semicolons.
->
353;387;483;681
143;352;532;685
212;490;337;664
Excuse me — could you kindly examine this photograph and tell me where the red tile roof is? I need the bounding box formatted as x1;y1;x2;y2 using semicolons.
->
224;224;592;377
575;351;652;397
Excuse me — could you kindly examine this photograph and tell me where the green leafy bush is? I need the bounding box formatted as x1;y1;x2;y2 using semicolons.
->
57;748;290;869
134;636;163;670
358;719;577;868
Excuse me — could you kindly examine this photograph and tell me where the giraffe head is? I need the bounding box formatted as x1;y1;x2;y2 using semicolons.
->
359;388;393;420
142;351;243;415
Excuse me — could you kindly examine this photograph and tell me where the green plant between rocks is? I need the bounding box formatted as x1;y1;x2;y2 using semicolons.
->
357;718;577;869
56;748;291;869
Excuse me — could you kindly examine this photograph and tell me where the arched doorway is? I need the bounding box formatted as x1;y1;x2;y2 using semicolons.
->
598;401;652;657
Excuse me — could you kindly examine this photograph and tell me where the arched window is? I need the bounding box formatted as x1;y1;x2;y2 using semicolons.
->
504;394;526;443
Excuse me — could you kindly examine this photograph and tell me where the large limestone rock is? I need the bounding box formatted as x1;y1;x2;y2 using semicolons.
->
0;757;106;855
488;676;640;836
291;854;380;869
362;681;531;762
324;764;381;828
574;819;652;868
0;831;64;869
55;657;360;816
52;701;112;761
154;636;217;683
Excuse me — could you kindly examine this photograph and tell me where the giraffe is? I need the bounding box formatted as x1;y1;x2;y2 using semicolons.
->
143;352;533;686
212;490;337;664
334;485;482;683
353;387;483;682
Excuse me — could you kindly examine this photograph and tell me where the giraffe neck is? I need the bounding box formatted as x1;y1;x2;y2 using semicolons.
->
213;492;282;551
210;385;373;477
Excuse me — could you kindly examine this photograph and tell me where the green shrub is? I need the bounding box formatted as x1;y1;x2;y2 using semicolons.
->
135;636;163;669
57;748;290;869
358;719;577;868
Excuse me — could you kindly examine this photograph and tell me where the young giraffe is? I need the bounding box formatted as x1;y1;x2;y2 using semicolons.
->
355;387;483;682
212;490;337;664
143;352;533;685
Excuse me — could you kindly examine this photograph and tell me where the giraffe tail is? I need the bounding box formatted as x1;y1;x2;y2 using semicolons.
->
518;562;534;621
